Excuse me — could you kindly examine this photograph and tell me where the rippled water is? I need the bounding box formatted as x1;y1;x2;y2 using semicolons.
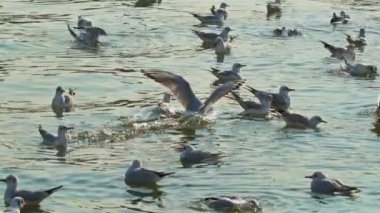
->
1;0;380;212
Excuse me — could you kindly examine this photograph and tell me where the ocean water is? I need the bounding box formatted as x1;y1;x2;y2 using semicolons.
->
0;0;380;212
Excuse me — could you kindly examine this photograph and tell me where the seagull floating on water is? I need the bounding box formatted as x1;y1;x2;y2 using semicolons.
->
141;69;242;115
125;160;174;186
273;27;302;37
246;86;294;111
278;110;326;129
192;27;231;45
229;92;273;118
191;11;225;25
210;2;229;20
135;0;162;7
51;86;75;117
320;41;355;61
0;175;63;206
180;144;221;167
342;60;377;78
330;11;350;24
1;197;24;213
345;28;367;47
210;63;245;84
305;171;360;195
68;24;107;47
201;196;261;212
38;125;74;147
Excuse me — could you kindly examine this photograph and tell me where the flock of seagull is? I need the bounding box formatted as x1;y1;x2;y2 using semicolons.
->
2;0;380;212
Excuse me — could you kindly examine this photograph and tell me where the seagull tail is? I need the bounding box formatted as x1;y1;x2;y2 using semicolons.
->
320;40;334;50
245;85;257;94
67;24;79;41
44;185;63;195
156;172;175;178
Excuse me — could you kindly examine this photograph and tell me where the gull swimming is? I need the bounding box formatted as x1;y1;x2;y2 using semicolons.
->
267;0;281;14
38;125;74;147
2;197;24;213
210;63;245;84
67;24;107;47
201;196;261;212
342;60;377;78
320;41;355;61
192;27;231;44
180;144;221;167
345;28;367;47
135;0;162;7
210;2;229;20
305;171;360;195
246;85;294;111
191;11;225;25
51;86;75;117
75;16;92;29
229;92;273;118
278;110;326;129
125;160;174;186
0;175;63;206
273;27;302;37
330;11;350;24
141;69;242;115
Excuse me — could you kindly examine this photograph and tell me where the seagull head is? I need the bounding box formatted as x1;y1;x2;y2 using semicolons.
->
224;27;232;32
131;160;142;168
311;116;327;124
248;199;261;211
279;86;295;94
232;63;246;72
220;2;229;8
10;197;25;209
340;11;346;17
0;175;18;188
56;86;65;94
359;28;366;37
182;144;195;152
305;171;327;179
58;125;74;134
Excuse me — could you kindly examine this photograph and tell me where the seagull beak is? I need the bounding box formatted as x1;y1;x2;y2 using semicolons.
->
304;175;313;179
67;127;74;130
240;64;247;67
0;179;6;182
288;88;295;91
321;120;327;123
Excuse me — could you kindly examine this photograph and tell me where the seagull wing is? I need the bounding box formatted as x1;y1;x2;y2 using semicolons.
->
141;69;202;112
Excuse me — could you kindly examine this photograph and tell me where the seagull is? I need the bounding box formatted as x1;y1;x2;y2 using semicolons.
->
330;11;350;24
267;0;281;14
210;63;245;84
180;144;221;167
141;69;242;115
0;175;63;206
192;27;231;44
305;171;360;195
67;24;107;47
342;60;377;77
135;0;162;7
246;85;294;111
229;92;273;118
1;197;24;213
191;12;225;25
214;37;231;56
202;196;261;212
210;2;229;20
320;41;355;61
51;86;75;117
38;125;74;147
125;160;174;186
273;27;302;37
345;28;368;47
278;110;326;129
75;16;92;29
